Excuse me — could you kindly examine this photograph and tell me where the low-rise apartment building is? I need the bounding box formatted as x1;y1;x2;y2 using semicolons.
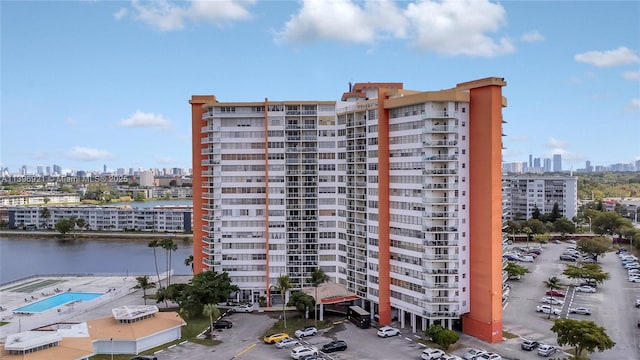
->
503;175;578;220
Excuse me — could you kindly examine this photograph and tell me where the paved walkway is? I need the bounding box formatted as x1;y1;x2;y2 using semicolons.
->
0;273;187;341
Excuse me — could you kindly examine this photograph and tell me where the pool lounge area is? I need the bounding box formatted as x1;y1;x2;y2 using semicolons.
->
13;292;103;314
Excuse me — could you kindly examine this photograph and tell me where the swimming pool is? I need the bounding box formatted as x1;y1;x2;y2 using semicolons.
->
14;292;103;313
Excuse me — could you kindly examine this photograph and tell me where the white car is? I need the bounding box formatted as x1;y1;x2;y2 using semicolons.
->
294;326;317;338
537;344;558;357
275;338;300;349
421;348;446;360
463;349;487;360
540;297;564;305
574;285;596;293
478;352;503;360
628;276;640;283
290;345;318;359
376;325;400;337
231;304;254;313
441;355;464;360
536;305;561;315
569;307;592;315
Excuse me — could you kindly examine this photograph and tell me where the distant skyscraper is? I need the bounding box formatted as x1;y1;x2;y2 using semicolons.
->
36;166;44;175
553;154;562;172
585;160;592;172
543;158;552;172
46;166;51;175
528;154;533;168
53;164;61;175
20;165;27;175
533;157;541;169
103;164;107;173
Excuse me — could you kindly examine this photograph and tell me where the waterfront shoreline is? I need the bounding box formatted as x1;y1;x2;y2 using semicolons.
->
0;230;193;241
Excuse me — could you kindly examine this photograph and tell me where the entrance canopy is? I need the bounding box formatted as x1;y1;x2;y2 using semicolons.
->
300;283;359;305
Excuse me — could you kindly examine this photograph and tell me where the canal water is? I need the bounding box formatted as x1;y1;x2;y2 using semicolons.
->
0;236;193;284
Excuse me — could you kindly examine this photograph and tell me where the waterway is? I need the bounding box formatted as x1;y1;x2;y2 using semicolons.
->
0;236;193;284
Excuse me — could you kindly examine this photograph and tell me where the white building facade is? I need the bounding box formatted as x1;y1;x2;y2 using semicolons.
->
503;175;578;220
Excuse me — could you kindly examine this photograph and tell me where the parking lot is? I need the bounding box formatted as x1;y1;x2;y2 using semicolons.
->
151;241;640;360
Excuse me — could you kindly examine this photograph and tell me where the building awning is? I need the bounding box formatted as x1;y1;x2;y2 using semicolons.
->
300;283;359;305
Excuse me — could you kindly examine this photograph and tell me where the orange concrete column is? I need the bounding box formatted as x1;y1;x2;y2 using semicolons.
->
462;82;505;343
189;95;216;275
377;89;391;325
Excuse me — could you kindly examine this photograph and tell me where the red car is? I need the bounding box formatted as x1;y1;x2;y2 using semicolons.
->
546;290;565;297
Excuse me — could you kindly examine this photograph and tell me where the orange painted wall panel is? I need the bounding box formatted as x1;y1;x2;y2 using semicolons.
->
377;89;391;325
463;85;504;343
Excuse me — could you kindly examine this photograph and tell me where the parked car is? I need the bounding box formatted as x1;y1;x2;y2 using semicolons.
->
559;254;578;261
294;326;318;338
508;274;521;280
130;356;157;360
540;297;564;305
421;348;446;360
376;326;400;337
275;338;300;349
574;285;596;293
478;352;502;360
628;276;640;283
463;349;487;360
635;299;640;308
231;304;254;313
264;333;290;344
545;290;565;297
569;307;592;315
321;340;347;353
441;355;464;360
290;345;318;360
537;344;557;357
212;319;233;329
520;339;540;351
298;355;322;360
579;281;598;288
536;305;561;315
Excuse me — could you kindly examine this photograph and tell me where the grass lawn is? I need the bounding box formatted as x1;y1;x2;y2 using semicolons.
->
263;316;334;339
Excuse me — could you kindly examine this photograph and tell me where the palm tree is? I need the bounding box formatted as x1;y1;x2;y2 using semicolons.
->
132;275;156;305
543;276;562;319
184;255;194;272
202;303;220;343
310;268;330;327
276;274;292;328
75;218;86;233
40;207;51;229
161;237;178;288
148;239;162;287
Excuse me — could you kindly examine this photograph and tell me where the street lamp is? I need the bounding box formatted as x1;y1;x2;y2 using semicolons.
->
586;216;592;234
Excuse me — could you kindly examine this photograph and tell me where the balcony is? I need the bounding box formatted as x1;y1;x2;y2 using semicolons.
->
423;183;458;190
422;140;458;147
424;126;459;133
422;211;458;219
421;110;458;119
423;155;458;161
422;310;460;318
422;253;458;261
423;168;458;175
423;197;456;204
422;225;458;232
422;295;459;304
423;281;457;289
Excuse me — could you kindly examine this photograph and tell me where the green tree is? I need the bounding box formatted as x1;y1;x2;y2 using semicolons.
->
543;276;562;319
504;262;529;278
135;191;146;202
533;234;551;243
287;291;315;319
592;211;625;235
184;255;194;271
553;217;576;238
310;267;330;326
40;207;51;229
551;318;615;359
549;202;562;222
425;324;460;350
165;271;238;317
577;236;612;262
275;274;292;328
160;237;178;288
68;215;77;238
148;239;163;290
562;263;610;285
132;275;156;305
531;205;541;220
75;218;86;233
203;303;221;342
54;218;73;236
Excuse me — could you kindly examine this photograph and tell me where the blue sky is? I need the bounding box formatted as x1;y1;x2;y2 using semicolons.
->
1;0;639;174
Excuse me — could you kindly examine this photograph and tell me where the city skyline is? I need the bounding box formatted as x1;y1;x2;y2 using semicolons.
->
1;1;639;171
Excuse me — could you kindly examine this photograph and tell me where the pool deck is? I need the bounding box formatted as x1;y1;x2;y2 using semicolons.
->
0;273;185;341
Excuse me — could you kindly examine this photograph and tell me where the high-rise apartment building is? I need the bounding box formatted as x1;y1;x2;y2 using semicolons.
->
553;154;562;172
503;175;577;220
190;77;507;343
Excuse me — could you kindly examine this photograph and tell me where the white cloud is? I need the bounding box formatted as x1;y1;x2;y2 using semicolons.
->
67;147;114;161
520;30;544;43
575;46;640;68
278;0;513;57
155;156;176;165
65;117;77;126
277;0;407;44
625;98;640;113
546;137;568;149
113;7;128;20
118;110;172;129
405;0;514;57
129;0;255;31
623;71;640;81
